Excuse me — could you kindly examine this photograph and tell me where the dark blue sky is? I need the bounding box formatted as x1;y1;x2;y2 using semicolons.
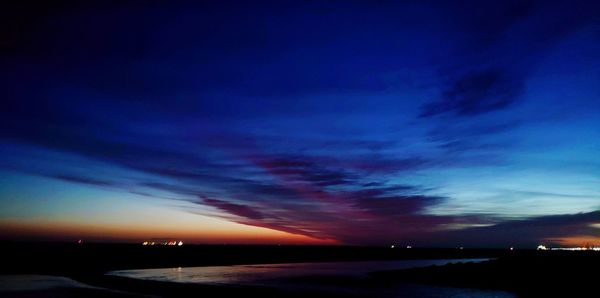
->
1;0;599;247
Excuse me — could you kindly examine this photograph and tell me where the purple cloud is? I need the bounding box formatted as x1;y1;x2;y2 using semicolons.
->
202;198;265;220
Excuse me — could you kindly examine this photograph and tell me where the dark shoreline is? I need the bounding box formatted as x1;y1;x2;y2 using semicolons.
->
2;243;597;297
372;251;600;297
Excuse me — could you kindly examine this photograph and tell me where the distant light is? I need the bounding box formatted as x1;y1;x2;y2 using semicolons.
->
537;244;548;251
510;247;514;251
390;245;395;248
548;246;600;251
142;240;184;246
406;245;412;249
459;246;464;250
77;239;83;244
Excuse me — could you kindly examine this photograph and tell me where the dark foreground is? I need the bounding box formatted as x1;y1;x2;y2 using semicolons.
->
0;242;596;297
373;251;599;297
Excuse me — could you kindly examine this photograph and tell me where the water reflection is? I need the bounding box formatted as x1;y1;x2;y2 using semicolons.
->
110;259;487;285
109;259;516;297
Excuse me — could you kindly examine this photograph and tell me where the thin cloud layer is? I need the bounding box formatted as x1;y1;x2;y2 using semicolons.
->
421;68;524;117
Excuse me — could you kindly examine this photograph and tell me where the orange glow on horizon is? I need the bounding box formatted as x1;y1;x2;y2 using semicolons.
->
0;219;338;245
546;235;600;247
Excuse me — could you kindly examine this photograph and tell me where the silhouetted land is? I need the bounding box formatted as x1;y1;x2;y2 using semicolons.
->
372;250;600;297
1;242;597;297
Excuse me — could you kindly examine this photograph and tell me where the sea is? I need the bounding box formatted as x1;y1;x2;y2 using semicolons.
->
108;258;515;297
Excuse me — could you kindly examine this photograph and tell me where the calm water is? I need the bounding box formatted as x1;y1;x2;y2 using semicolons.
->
109;259;515;297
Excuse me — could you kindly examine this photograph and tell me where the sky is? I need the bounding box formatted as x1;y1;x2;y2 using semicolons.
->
0;0;599;248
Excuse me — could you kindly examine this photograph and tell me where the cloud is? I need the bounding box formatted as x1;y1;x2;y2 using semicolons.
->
252;156;356;187
49;174;116;187
354;195;443;217
435;211;600;247
419;0;598;120
189;151;463;244
421;68;523;117
202;198;264;220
